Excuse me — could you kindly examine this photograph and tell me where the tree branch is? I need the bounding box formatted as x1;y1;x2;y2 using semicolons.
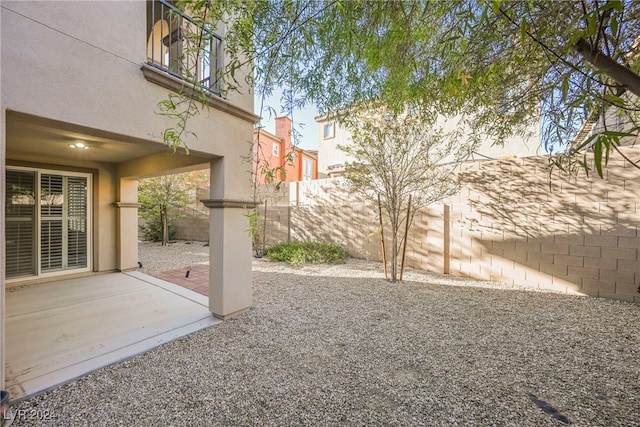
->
574;37;640;98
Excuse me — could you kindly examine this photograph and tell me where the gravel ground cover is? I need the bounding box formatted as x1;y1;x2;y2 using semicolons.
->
137;241;210;275
10;241;640;426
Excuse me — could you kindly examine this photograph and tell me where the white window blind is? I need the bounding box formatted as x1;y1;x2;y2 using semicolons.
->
5;170;36;278
66;176;88;269
40;174;64;272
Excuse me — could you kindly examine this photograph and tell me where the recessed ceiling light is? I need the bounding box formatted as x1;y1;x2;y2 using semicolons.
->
69;141;89;149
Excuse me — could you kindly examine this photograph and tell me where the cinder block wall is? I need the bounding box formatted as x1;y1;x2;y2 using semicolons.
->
170;187;210;242
261;147;640;303
172;205;210;242
451;149;639;302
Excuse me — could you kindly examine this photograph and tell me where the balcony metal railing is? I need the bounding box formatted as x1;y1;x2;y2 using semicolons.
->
147;0;223;95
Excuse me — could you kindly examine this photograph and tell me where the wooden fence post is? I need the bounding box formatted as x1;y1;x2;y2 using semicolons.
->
262;199;268;255
444;204;450;274
378;194;387;279
400;195;412;281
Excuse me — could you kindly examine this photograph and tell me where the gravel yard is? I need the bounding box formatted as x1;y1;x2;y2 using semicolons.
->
11;242;640;426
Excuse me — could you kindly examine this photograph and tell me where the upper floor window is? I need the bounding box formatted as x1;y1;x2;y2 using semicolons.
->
272;143;280;157
303;158;314;181
146;0;222;94
323;123;335;139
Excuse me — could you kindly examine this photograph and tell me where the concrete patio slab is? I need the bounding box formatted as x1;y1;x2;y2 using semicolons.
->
5;272;219;399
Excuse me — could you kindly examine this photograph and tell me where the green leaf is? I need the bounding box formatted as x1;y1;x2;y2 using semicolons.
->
600;130;635;138
585;12;598;38
573;133;597;151
603;94;624;105
599;1;622;12
560;78;570;100
593;138;604;178
610;15;619;36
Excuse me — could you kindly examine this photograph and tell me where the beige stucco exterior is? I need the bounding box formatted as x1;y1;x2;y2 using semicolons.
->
1;0;257;388
316;120;355;177
316;113;541;177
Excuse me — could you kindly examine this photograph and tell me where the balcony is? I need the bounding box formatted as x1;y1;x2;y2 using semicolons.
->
146;0;222;95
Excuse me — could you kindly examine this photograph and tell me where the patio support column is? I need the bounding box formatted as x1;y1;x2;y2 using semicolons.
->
114;179;140;271
202;158;255;319
201;199;255;319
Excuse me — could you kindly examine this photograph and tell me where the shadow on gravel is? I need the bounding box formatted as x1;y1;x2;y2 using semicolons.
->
11;268;640;426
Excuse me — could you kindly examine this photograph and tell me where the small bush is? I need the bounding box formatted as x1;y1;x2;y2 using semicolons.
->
139;220;176;242
266;240;348;266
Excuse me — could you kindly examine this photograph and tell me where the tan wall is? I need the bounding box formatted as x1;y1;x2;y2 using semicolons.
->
171;187;210;242
316;120;354;176
316;113;541;176
259;147;640;303
449;150;639;302
2;1;255;275
1;1;254;162
1;0;258;385
172;206;210;242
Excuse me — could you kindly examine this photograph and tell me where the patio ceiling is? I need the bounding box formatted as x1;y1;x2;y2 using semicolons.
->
5;111;215;166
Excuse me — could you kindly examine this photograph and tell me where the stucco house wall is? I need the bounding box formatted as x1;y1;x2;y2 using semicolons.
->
1;0;257;387
316;120;355;177
316;113;541;176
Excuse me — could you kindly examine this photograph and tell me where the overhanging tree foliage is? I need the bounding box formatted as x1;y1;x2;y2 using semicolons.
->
342;106;469;282
165;0;640;178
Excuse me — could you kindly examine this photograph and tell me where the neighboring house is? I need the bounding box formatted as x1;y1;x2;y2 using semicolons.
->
316;112;541;177
1;0;258;385
315;119;353;178
572;92;640;151
254;116;318;183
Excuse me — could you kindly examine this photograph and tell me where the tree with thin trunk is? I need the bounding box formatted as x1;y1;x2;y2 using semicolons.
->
138;172;204;246
341;106;470;282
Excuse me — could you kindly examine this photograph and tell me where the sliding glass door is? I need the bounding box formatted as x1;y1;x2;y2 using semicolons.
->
5;168;91;280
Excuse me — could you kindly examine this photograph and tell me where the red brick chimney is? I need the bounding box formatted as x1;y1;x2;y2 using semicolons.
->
275;116;293;155
275;116;297;180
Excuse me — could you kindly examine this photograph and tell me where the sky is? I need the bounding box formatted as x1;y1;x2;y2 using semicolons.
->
254;89;320;151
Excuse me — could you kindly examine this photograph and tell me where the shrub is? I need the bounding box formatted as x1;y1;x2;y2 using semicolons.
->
266;240;348;266
139;219;176;243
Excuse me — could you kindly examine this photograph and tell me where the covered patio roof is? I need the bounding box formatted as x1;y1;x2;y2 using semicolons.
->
5;272;219;399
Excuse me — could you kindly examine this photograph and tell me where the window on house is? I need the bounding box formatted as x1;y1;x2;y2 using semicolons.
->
146;0;222;94
323;123;335;139
273;143;280;156
303;158;313;181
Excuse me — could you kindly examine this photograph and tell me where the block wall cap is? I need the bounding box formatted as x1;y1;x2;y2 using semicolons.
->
201;199;258;209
